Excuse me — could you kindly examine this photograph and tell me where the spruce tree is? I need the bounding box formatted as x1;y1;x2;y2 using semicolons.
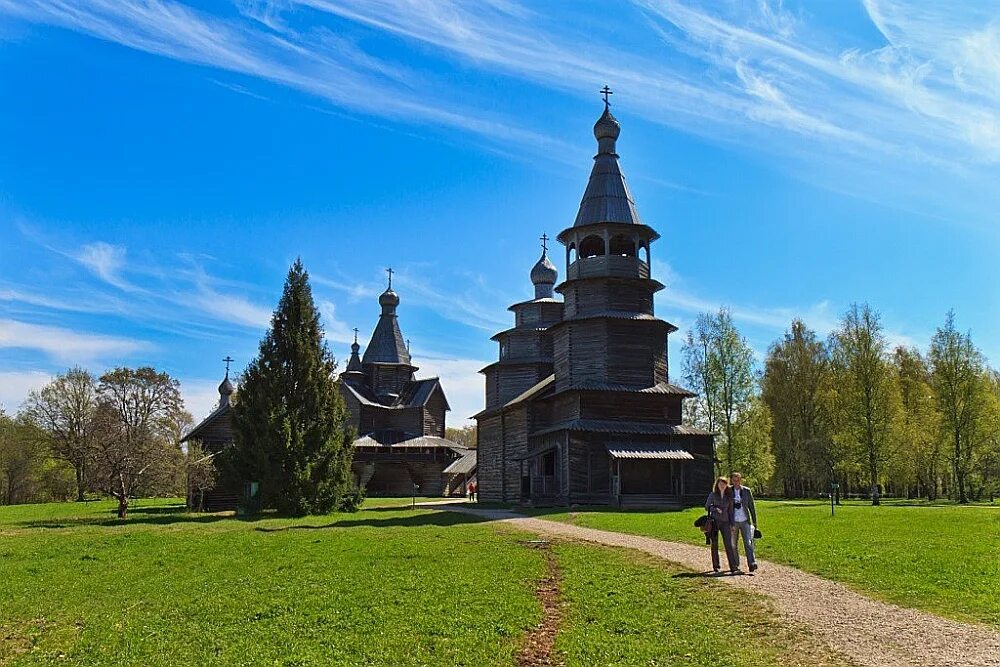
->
224;259;354;515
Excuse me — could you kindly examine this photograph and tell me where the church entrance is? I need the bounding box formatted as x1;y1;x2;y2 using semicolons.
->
607;445;692;507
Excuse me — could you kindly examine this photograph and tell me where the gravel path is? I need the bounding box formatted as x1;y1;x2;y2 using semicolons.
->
429;504;1000;667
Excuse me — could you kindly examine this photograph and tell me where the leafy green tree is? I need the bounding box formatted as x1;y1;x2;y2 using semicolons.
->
828;304;899;505
891;347;942;499
681;317;717;438
0;411;60;504
929;311;986;504
95;367;185;518
762;320;833;497
682;309;762;478
23;367;99;501
730;396;775;491
225;259;355;516
975;371;1000;502
445;425;477;448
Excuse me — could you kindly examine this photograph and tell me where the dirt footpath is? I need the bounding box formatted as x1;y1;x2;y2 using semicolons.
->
432;504;1000;667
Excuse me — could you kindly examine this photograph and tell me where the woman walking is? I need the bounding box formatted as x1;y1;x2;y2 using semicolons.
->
706;476;740;574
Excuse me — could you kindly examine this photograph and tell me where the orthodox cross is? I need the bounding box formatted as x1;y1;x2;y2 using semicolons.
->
540;233;549;253
601;85;613;107
386;266;394;289
222;356;234;376
353;328;359;344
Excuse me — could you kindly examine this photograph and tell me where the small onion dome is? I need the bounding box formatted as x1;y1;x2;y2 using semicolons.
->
594;105;621;143
530;251;557;286
531;250;557;299
219;375;235;397
378;287;400;310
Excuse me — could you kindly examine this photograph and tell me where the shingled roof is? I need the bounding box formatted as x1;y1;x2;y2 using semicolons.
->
362;286;412;366
573;105;642;227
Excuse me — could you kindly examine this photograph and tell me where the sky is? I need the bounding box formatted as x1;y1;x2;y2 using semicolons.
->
2;0;1000;426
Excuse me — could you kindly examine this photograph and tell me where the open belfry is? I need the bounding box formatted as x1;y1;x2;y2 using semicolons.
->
475;93;715;507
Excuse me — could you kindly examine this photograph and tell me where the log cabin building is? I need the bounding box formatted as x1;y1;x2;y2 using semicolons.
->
474;99;714;508
181;281;475;504
338;278;474;496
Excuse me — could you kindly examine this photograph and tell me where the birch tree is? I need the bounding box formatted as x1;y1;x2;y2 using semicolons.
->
829;303;899;505
23;367;98;501
929;311;986;504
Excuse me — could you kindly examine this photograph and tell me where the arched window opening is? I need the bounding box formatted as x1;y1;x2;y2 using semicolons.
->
568;242;577;264
579;235;606;258
640;243;650;264
609;234;636;257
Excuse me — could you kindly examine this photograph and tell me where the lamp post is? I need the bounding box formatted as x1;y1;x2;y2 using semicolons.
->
830;482;840;517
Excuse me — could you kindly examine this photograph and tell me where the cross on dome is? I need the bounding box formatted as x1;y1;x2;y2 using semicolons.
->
600;85;613;107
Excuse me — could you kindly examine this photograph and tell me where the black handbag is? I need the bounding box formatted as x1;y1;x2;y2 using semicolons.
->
753;528;762;539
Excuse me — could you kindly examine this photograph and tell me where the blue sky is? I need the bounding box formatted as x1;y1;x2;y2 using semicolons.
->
2;0;1000;425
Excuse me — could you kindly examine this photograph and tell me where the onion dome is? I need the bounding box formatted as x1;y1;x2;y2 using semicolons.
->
594;104;621;152
345;336;364;375
218;373;235;407
379;287;400;312
573;98;641;227
530;250;558;299
364;282;412;366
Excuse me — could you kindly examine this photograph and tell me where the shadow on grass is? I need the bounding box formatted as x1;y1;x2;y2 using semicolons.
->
671;571;742;579
255;511;485;532
18;514;238;529
14;503;251;529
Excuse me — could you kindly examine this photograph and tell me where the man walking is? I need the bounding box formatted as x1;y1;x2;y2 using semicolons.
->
730;472;758;572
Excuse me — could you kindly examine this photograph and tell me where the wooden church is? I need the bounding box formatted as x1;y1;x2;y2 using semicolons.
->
338;276;475;496
181;279;475;505
474;97;714;507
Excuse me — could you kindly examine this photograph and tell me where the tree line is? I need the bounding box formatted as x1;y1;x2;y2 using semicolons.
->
0;366;198;516
683;305;1000;504
1;260;359;517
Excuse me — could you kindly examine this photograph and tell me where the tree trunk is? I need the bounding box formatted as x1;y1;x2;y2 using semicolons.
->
75;465;86;502
117;496;128;519
954;431;968;504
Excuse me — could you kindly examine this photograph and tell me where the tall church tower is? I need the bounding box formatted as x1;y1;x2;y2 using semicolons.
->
477;93;714;507
361;273;417;401
551;98;674;392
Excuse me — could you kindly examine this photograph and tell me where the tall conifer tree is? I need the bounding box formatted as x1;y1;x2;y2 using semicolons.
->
225;259;354;515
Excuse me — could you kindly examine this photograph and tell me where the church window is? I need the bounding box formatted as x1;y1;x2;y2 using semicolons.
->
568;243;577;263
609;234;636;257
640;243;650;264
542;450;556;476
579;235;605;258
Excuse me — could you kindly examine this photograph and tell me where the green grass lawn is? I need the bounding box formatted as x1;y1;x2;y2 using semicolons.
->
554;543;844;666
0;499;841;666
361;496;460;509
528;500;1000;627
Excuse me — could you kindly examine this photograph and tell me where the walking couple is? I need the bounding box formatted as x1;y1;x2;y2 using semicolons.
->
705;472;758;575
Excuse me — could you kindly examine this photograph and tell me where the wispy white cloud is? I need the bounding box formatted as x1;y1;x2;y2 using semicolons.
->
315;266;511;332
413;354;486;425
654;260;922;354
318;299;355;345
7;0;1000;216
0;286;125;315
73;241;143;292
179;377;227;421
0;370;52;413
0;318;148;362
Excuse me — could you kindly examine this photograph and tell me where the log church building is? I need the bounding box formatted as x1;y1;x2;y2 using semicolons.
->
182;278;475;504
474;96;714;508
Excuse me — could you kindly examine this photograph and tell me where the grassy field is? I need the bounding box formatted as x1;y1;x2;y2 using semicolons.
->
0;499;842;666
529;499;1000;627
